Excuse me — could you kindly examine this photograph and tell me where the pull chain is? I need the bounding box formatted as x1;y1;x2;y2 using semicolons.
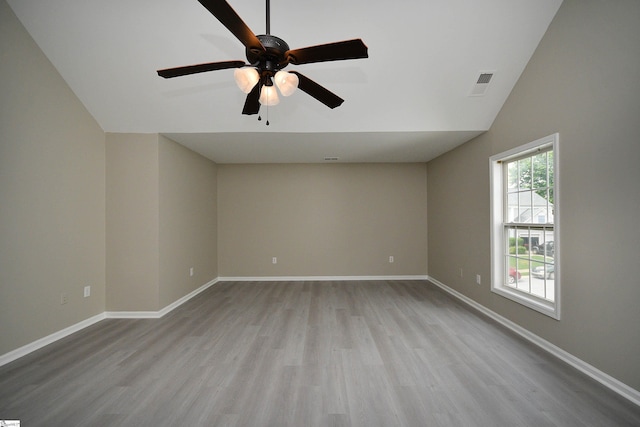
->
256;107;269;126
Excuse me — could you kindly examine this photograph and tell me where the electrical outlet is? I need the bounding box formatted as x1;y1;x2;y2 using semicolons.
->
389;255;394;263
60;292;68;305
83;286;91;297
189;267;194;277
272;257;277;264
476;274;481;285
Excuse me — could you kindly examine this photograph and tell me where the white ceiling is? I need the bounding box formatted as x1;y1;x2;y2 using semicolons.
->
7;0;562;163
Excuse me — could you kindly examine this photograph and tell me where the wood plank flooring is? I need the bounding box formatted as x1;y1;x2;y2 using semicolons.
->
1;280;639;426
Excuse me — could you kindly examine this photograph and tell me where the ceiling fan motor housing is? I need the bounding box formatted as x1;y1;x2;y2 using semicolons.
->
247;35;291;72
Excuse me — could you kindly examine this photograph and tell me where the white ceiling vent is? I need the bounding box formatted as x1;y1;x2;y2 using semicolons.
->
469;71;495;96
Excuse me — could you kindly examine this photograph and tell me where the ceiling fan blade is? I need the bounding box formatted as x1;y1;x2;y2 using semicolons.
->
157;60;245;78
242;82;261;115
197;0;266;54
290;72;344;109
286;39;368;65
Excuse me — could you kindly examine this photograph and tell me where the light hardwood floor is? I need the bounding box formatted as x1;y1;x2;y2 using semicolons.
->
1;280;639;426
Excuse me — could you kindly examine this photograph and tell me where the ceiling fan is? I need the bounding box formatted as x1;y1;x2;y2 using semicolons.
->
157;0;368;118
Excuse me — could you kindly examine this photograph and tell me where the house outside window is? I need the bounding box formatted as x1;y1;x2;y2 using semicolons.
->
490;134;559;319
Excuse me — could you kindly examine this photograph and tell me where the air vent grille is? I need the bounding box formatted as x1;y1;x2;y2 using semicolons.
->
477;73;493;84
470;70;496;96
324;157;339;161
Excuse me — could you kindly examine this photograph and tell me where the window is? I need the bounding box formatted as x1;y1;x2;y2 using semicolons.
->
490;134;559;319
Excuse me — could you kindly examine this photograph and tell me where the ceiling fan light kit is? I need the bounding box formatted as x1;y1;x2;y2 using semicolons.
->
274;71;299;97
259;84;279;106
234;67;260;93
157;0;368;119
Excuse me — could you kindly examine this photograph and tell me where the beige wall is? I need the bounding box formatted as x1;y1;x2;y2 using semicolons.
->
158;135;218;308
106;133;160;311
0;0;106;354
427;0;640;390
106;133;218;312
218;163;428;277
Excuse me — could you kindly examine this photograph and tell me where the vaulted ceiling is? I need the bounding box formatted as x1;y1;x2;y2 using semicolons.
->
7;0;562;163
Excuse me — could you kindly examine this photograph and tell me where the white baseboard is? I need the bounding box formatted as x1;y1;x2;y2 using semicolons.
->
0;278;220;367
105;278;219;319
427;275;640;407
0;312;106;367
218;275;429;282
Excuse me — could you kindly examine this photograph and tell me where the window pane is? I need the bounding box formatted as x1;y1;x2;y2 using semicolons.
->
547;151;554;188
507;162;518;190
530;189;548;224
518;157;532;190
519;191;534;223
507;192;518;222
517;259;531;294
531;152;547;190
506;255;519;286
532;256;555;301
507;228;519;253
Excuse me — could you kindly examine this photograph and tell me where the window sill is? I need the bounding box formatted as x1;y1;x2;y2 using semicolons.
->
492;285;560;320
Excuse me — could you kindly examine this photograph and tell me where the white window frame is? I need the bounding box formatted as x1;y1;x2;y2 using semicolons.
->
490;133;560;319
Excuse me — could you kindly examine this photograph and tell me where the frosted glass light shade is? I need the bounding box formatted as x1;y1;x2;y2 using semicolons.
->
259;85;280;106
234;67;260;93
274;71;299;96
